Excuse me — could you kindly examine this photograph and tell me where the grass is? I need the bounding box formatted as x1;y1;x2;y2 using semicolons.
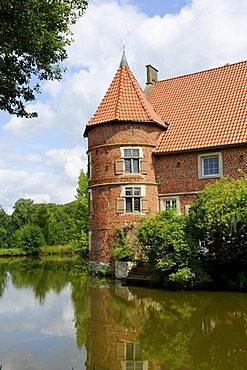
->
0;244;75;257
41;244;75;255
0;248;27;257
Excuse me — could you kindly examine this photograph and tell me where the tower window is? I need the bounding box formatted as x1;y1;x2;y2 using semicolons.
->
124;148;140;173
125;187;141;212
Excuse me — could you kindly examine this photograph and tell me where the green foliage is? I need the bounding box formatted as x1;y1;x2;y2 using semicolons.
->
13;225;45;255
112;225;136;261
0;0;88;117
11;198;34;230
41;244;75;255
188;176;247;264
136;211;210;289
98;267;111;277
0;206;11;248
0;190;88;256
71;170;89;258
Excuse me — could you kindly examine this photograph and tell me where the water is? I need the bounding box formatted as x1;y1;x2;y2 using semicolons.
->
0;257;247;370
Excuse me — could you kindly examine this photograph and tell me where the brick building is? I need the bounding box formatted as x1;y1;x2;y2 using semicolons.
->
84;51;247;270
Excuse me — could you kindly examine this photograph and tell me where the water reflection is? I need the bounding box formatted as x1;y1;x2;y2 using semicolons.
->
0;258;247;370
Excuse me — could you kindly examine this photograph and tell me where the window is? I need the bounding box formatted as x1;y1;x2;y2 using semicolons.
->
87;152;92;180
88;189;93;216
117;341;147;370
115;147;148;175
164;199;177;210
125;187;141;212
160;196;180;213
198;152;223;179
123;148;140;173
185;204;191;216
88;231;92;250
117;185;148;214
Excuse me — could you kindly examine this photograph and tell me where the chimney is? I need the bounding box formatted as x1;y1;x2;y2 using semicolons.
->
144;64;158;96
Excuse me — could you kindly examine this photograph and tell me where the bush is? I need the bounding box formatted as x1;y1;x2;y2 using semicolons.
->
112;224;138;261
188;176;247;264
13;225;45;255
136;211;210;289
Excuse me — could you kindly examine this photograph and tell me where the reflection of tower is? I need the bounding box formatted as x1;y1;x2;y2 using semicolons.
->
85;279;149;370
83;50;167;271
117;340;148;370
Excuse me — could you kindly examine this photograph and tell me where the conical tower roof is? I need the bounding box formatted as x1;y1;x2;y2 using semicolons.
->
84;52;166;136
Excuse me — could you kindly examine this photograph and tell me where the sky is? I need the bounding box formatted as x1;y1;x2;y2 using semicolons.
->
1;0;247;213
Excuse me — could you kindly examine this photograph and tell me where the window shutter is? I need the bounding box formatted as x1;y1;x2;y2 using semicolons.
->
117;198;125;213
117;341;126;359
140;159;148;175
115;159;124;175
141;198;149;213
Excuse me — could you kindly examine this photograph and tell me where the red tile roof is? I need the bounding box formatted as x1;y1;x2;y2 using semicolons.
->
85;64;166;135
149;61;247;153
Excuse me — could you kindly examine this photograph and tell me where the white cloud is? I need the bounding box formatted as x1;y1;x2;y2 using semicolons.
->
3;102;56;139
1;0;247;210
0;144;86;211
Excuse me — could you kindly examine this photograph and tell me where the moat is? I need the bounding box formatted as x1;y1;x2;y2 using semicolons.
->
0;257;247;370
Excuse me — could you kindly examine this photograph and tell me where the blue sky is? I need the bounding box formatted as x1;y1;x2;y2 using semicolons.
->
1;0;247;212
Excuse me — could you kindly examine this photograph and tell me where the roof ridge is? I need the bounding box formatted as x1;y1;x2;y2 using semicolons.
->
158;59;247;84
115;66;123;120
126;67;163;122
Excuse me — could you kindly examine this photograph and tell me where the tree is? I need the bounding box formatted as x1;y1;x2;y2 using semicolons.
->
188;176;247;263
136;211;210;289
188;176;247;289
14;225;45;254
0;0;88;117
11;198;34;230
71;170;89;257
0;206;11;248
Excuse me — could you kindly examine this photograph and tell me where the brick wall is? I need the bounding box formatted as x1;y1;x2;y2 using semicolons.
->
87;121;164;263
87;120;246;263
154;145;247;213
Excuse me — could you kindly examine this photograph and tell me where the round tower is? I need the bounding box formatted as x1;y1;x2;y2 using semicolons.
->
84;51;167;271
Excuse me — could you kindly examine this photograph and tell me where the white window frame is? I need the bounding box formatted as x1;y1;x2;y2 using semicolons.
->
198;152;223;179
117;341;148;370
87;152;92;180
185;204;191;216
120;146;143;174
120;185;146;214
88;231;92;251
160;196;180;214
88;189;93;216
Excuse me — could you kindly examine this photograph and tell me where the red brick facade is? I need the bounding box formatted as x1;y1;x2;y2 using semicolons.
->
155;145;247;214
84;55;247;267
88;122;163;263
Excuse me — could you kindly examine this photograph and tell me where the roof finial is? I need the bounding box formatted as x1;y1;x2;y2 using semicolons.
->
120;43;129;67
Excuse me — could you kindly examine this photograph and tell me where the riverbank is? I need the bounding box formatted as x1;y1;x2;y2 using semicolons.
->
0;244;75;257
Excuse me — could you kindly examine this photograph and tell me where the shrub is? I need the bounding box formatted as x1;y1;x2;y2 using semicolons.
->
13;225;45;255
112;226;135;261
188;176;247;264
112;224;138;261
136;211;210;289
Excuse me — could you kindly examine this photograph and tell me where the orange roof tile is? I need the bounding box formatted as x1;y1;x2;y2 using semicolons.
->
149;61;247;153
84;60;166;136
